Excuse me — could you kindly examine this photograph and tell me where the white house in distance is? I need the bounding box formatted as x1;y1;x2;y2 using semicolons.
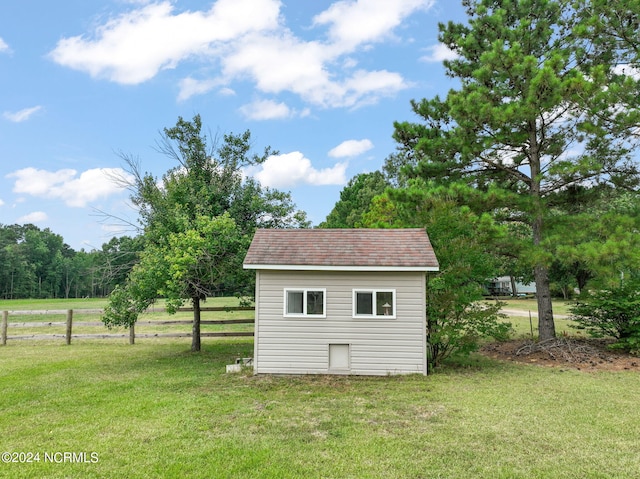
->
243;228;439;376
486;276;536;296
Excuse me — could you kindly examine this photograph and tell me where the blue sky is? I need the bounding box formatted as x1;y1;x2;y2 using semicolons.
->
0;0;465;251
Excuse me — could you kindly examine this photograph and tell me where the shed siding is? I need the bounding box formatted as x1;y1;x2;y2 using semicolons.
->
254;270;426;375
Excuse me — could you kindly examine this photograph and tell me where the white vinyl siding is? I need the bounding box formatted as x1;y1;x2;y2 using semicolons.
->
253;270;427;376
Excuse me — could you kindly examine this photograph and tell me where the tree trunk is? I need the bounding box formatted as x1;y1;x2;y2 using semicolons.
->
535;264;556;340
532;214;556;341
509;275;518;297
529;129;556;342
191;296;201;352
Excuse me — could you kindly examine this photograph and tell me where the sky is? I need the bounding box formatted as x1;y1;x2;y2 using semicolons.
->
0;0;466;251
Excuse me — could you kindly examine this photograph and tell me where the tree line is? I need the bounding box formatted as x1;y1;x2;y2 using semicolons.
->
0;224;141;300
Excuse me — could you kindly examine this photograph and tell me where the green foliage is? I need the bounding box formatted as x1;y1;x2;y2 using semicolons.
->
102;284;142;329
570;278;640;354
106;115;308;350
417;196;512;368
0;223;83;299
0;222;145;300
427;293;510;366
389;0;640;340
130;114;308;241
546;189;640;293
319;171;389;228
103;214;245;329
94;235;144;296
572;0;640;141
151;213;245;312
360;181;512;369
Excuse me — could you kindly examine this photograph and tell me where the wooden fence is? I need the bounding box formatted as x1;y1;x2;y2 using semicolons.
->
0;306;254;345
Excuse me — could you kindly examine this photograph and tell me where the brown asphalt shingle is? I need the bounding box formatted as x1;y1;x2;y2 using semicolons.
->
243;228;439;269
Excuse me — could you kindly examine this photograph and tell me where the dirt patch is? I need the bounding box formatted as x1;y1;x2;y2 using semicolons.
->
481;338;640;371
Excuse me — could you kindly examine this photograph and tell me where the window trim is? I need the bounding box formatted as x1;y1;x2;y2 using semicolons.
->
352;289;397;319
283;288;327;318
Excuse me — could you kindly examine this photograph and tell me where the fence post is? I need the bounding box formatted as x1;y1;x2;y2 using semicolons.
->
66;309;73;345
1;311;7;346
129;323;135;345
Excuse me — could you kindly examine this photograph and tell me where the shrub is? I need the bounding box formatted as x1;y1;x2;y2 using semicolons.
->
570;279;640;354
427;275;512;369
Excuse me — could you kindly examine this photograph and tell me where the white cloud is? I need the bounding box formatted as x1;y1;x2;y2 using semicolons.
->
3;106;43;123
238;99;310;120
177;77;220;101
421;43;458;63
7;167;134;207
177;79;238;102
218;87;236;96
313;0;434;50
224;34;409;108
48;0;433;110
0;198;4;206
328;139;374;158
48;0;281;84
178;77;236;101
222;32;336;104
239;99;293;120
249;152;347;188
341;69;408;107
0;37;9;53
17;211;48;224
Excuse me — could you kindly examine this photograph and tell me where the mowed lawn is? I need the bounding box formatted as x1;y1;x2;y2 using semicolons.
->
1;338;639;478
1;299;639;478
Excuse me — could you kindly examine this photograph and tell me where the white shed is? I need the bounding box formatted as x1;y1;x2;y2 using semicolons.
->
243;228;439;376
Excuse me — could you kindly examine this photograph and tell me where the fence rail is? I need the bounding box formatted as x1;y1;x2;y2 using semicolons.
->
0;307;254;345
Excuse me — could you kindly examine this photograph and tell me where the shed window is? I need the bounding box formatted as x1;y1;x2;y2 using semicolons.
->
284;289;326;317
353;289;396;318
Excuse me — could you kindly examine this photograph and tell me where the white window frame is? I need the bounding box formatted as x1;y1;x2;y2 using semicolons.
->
283;288;327;318
352;289;396;319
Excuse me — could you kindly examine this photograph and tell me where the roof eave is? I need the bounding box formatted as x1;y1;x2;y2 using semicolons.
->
243;264;439;272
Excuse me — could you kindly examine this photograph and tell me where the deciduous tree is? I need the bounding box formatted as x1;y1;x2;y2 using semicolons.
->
104;115;308;351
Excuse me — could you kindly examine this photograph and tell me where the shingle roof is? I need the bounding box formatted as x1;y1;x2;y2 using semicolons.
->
243;228;439;271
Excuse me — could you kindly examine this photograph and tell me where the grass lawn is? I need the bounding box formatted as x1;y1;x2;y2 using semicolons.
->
0;297;254;338
1;336;639;478
496;298;574;315
480;299;580;338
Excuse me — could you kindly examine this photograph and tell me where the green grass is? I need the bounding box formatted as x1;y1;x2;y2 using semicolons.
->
501;313;581;339
496;298;574;315
0;297;109;311
0;297;254;339
1;298;637;477
1;338;639;478
481;299;580;338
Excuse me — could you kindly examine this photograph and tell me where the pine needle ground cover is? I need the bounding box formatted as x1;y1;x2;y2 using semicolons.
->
1;337;639;479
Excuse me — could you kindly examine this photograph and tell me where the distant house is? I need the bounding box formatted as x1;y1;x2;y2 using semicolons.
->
486;276;536;297
243;228;439;376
